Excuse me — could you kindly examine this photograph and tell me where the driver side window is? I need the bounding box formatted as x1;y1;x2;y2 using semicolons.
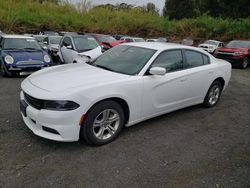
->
62;37;72;47
151;50;183;73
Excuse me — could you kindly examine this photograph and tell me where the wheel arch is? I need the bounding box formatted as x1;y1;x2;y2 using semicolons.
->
83;97;130;126
214;77;225;90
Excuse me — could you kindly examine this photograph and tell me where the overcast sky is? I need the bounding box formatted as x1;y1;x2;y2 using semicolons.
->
69;0;165;12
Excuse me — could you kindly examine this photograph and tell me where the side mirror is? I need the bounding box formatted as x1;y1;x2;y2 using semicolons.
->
66;45;73;49
149;67;166;76
43;41;48;45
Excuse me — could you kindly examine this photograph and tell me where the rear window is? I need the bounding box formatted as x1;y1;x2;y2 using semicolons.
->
203;55;210;65
185;50;204;68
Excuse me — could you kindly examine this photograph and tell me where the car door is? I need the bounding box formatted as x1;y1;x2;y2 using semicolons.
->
182;50;215;103
142;50;190;118
60;37;74;63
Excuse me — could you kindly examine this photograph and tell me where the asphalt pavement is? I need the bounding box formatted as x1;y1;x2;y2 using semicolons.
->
0;68;249;188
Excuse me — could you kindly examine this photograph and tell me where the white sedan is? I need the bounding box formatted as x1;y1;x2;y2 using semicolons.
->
20;42;231;145
58;34;102;64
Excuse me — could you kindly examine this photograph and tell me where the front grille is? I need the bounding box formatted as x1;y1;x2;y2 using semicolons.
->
200;46;208;49
24;92;43;110
217;53;234;59
16;61;44;66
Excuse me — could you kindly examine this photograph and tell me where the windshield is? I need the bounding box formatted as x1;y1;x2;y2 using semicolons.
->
49;36;62;44
98;36;117;43
3;38;41;50
34;36;46;42
204;40;218;45
226;40;250;48
73;36;99;52
92;45;156;75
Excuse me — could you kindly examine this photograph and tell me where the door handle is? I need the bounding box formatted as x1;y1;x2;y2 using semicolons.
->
209;71;214;74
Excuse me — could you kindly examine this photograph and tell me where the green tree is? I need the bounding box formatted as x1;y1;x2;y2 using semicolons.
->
163;0;195;19
35;0;59;3
145;3;159;15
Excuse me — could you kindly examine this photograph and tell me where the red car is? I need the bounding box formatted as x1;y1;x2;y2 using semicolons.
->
88;34;125;51
214;40;250;69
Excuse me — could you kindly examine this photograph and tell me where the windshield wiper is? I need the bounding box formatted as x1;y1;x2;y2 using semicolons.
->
4;48;19;50
95;64;114;72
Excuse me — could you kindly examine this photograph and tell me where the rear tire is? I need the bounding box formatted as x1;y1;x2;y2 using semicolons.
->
203;81;222;107
81;100;124;146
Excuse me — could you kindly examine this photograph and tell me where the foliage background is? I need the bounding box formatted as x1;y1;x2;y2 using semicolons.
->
0;0;249;41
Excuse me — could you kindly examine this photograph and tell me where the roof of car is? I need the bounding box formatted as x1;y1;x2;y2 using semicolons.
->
123;42;203;51
1;34;34;39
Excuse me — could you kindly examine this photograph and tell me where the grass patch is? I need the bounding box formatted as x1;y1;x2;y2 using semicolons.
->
0;0;249;41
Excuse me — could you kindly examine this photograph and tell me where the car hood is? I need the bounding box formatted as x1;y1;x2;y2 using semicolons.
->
50;44;59;49
27;63;129;92
78;46;102;60
102;41;124;48
217;47;247;53
3;49;45;63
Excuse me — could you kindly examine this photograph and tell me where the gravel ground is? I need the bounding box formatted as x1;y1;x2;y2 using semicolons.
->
0;68;249;188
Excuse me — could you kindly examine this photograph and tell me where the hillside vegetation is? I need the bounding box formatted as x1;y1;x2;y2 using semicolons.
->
0;0;249;41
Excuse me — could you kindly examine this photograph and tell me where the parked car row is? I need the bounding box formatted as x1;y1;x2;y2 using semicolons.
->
0;29;249;77
197;39;250;69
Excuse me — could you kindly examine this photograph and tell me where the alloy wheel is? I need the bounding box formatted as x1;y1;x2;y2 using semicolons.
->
92;109;120;140
208;85;221;105
242;58;248;69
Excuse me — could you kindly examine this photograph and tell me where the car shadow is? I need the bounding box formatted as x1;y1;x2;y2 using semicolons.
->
26;104;206;150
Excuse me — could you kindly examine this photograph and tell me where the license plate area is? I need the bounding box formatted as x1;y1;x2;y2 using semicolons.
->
20;100;28;117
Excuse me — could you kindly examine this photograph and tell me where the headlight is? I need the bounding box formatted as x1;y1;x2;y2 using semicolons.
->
78;54;91;62
234;50;247;56
78;54;90;59
44;55;51;63
44;100;80;111
4;55;14;64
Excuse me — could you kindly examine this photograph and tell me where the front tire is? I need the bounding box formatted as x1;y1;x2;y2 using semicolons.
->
81;100;124;146
241;57;248;69
203;81;222;107
0;63;12;77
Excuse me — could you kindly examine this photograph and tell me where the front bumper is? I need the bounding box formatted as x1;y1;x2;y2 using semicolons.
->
199;47;214;53
6;63;49;73
20;91;81;142
216;56;243;66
